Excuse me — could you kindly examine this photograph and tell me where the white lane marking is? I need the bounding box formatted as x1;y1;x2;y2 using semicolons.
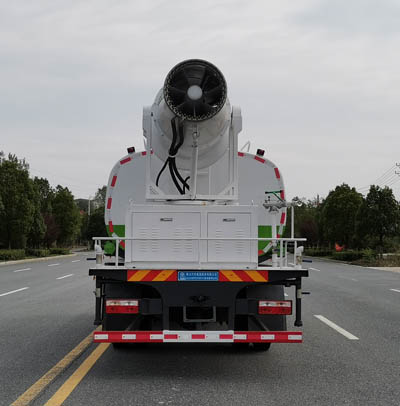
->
56;274;74;280
309;267;321;272
13;268;31;273
284;293;289;297
314;315;359;340
71;260;80;263
0;287;29;297
48;263;60;267
390;289;400;293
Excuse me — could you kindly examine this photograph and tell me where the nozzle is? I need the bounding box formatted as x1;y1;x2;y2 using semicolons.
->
163;59;227;122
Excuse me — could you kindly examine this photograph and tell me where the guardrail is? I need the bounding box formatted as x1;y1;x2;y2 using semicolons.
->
92;236;307;270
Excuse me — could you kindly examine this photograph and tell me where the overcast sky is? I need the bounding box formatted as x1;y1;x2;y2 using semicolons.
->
1;0;400;200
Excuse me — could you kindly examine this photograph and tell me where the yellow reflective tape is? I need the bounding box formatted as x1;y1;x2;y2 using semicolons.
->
220;270;242;282
247;271;267;282
128;270;151;281
152;270;175;281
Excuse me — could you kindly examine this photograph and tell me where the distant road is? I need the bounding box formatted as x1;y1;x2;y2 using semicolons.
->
1;255;399;406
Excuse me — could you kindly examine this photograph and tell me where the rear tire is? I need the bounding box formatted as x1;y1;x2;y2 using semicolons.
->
252;342;271;351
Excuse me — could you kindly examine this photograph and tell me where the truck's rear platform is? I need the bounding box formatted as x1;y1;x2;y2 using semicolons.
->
90;268;308;348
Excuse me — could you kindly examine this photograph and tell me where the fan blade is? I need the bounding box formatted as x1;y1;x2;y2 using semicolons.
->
204;84;223;105
169;86;186;102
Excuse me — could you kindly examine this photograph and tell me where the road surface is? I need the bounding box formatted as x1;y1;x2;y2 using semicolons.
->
1;254;399;406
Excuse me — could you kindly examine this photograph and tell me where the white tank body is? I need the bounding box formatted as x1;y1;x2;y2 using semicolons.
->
104;150;286;258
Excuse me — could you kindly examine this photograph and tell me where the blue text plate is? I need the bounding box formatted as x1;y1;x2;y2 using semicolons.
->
178;271;219;281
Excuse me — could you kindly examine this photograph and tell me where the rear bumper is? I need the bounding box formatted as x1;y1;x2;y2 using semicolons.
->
94;330;302;343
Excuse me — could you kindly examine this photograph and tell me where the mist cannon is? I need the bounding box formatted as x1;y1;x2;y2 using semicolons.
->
144;59;242;199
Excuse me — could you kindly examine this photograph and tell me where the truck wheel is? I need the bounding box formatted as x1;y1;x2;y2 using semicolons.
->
252;343;271;351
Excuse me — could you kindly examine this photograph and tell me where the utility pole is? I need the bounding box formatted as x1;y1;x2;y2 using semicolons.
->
88;195;93;216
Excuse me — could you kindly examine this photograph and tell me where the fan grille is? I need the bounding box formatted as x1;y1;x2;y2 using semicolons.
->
164;59;227;122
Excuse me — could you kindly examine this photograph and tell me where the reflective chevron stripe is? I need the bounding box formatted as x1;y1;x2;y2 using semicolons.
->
127;270;268;282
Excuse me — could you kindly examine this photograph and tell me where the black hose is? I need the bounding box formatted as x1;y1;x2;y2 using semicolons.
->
155;117;190;195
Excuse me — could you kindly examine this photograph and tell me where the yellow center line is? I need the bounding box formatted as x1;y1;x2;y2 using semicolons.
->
44;343;110;406
11;327;101;406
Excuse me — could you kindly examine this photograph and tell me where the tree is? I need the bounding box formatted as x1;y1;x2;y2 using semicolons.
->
284;197;322;246
356;185;400;254
321;184;363;248
27;182;46;248
0;153;36;248
93;185;107;209
52;186;81;246
33;177;54;214
43;213;60;248
87;206;107;244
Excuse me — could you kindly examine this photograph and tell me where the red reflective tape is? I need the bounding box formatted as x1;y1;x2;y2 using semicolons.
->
120;157;131;165
280;212;286;224
108;221;114;233
141;270;160;282
274;167;280;179
164;334;178;340
107;198;112;209
219;272;230;282
166;271;178;281
94;330;302;344
236;270;254;282
238;152;244;157
111;175;117;187
280;190;285;200
254;155;265;163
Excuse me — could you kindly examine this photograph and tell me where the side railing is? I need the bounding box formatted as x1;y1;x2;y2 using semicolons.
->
92;236;307;270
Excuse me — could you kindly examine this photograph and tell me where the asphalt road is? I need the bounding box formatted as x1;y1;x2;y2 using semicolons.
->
1;255;399;406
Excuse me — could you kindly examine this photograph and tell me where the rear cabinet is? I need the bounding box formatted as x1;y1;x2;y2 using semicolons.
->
125;205;257;268
131;212;200;263
207;213;251;263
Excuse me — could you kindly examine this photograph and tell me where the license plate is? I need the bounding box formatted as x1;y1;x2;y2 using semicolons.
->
178;271;219;281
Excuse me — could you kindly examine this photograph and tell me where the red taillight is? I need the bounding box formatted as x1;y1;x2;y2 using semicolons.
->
258;300;292;315
106;299;139;314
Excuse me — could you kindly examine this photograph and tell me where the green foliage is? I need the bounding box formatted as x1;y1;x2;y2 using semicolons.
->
284;197;323;246
87;206;107;244
331;250;364;261
305;248;333;257
93;186;107;208
25;248;50;257
321;184;363;247
0;249;26;261
52;186;81;246
0;153;36;248
49;248;70;255
356;185;400;253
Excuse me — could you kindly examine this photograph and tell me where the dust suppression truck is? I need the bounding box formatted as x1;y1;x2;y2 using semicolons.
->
90;59;308;350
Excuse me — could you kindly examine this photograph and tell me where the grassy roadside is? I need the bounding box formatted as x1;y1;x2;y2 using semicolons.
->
0;248;71;262
305;248;400;267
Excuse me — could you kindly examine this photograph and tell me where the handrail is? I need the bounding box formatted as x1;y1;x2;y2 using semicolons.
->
92;235;305;269
92;237;306;241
